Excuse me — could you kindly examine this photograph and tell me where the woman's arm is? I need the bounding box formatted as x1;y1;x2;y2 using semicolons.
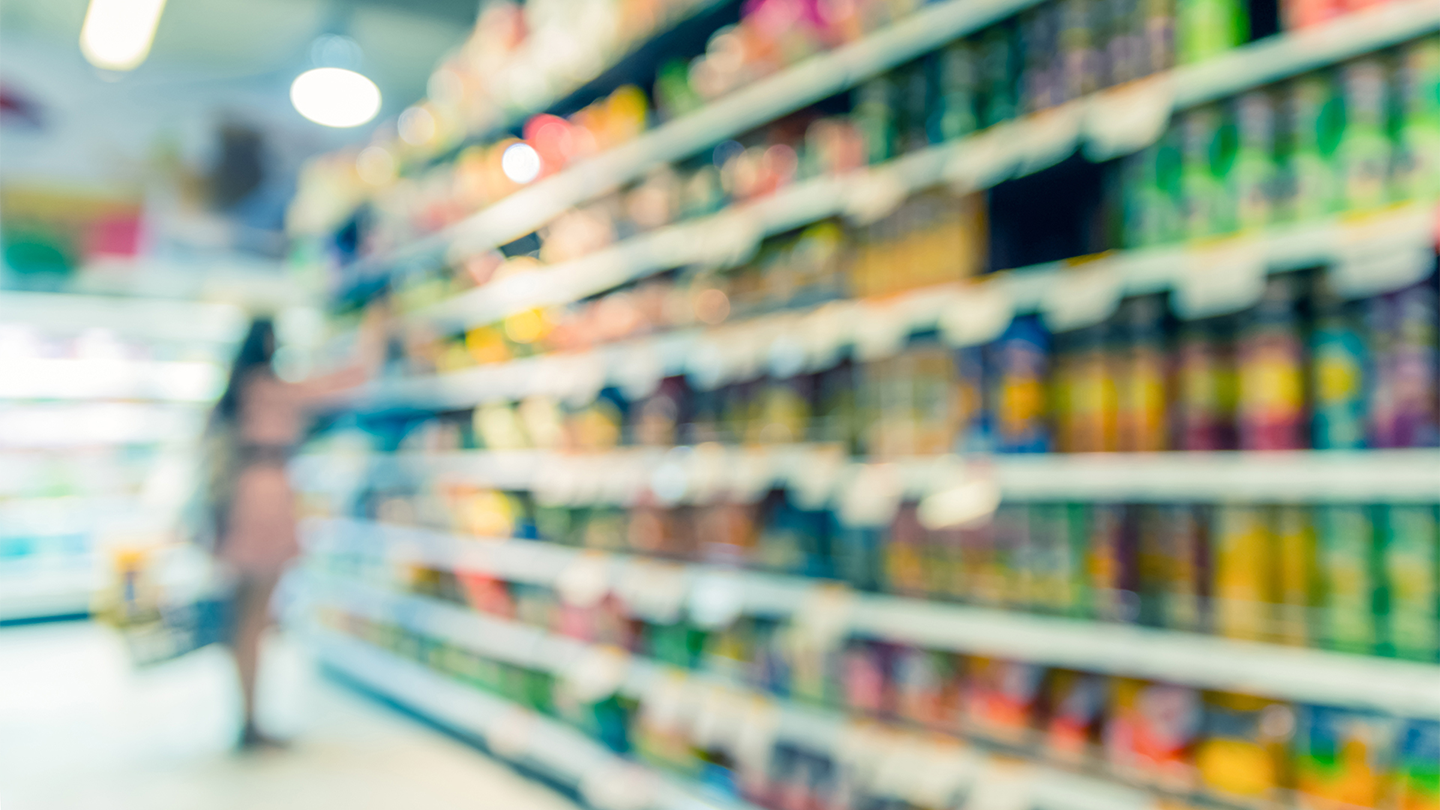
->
287;302;389;403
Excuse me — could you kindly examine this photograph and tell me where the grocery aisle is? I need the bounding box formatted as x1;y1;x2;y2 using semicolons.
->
0;620;585;810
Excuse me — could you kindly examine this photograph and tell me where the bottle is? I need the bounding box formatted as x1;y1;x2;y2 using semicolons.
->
1316;504;1379;654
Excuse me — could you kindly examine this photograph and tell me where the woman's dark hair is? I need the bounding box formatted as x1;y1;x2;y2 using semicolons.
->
214;318;275;423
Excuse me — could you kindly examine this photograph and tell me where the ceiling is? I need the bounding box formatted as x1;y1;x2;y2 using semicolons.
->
1;0;474;108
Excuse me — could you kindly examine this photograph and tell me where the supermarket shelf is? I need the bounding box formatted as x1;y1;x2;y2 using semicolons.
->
0;358;226;402
406;1;1440;327
303;520;1440;718
0;567;100;623
417;0;739;173
0;292;246;344
0;403;207;447
359;0;1062;280
0;495;167;537
358;202;1439;413
308;627;757;810
291;447;1440;505
305;582;1155;810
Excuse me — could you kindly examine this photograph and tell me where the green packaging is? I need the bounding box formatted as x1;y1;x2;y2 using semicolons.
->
1180;105;1238;238
1381;505;1439;662
1310;279;1370;450
1393;35;1440;202
1274;505;1318;646
1280;73;1345;222
1122;126;1185;248
1317;504;1380;654
853;77;897;165
1336;58;1393;213
933;41;980;142
1176;0;1247;65
1233;90;1280;231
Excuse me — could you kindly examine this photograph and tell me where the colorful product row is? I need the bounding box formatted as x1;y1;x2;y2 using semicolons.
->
320;609;1440;810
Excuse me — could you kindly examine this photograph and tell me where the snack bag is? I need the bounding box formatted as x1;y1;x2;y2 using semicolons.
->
1295;705;1398;809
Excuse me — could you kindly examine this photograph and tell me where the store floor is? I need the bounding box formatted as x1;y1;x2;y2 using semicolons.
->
0;620;585;810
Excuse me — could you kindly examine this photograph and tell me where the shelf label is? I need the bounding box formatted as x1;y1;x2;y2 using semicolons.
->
1013;101;1086;177
945;127;1019;193
1332;206;1437;298
963;762;1032;810
793;583;856;650
581;763;656;810
617;559;688;624
837;463;904;527
853;300;912;361
939;282;1014;347
801;301;855;371
698;210;762;270
556;553;611;608
1175;239;1266;319
1041;260;1123;332
845;168;909;225
563;644;632;703
688;569;746;629
1085;76;1175;161
788;446;847;511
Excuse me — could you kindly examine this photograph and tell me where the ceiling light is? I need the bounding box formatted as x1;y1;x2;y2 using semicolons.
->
501;142;542;184
80;0;168;71
290;68;381;128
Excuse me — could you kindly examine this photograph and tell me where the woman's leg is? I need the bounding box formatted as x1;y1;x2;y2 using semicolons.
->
232;571;280;745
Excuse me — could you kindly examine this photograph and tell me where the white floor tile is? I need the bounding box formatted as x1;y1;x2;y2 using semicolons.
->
0;621;584;810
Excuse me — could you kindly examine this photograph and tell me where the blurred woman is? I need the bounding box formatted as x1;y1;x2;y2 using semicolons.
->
208;309;385;749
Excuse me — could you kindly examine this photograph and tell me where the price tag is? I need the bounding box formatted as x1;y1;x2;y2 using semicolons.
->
801;301;856;371
486;705;537;759
728;448;777;503
1085;75;1175;161
792;582;856;651
1331;206;1437;298
690;683;745;752
562;352;607;407
581;763;657;810
556;553;611;608
853;300;912;361
614;343;664;401
836;463;903;528
1041;261;1123;333
1175;239;1266;320
909;742;981;809
699;210;762;269
787;445;847;511
945;127;1019;193
1013;100;1086;176
845;168;910;225
963;762;1033;810
686;337;729;391
617;559;688;624
766;328;808;380
939;282;1015;347
732;698;780;774
688;569;746;629
563;645;632;703
684;443;729;504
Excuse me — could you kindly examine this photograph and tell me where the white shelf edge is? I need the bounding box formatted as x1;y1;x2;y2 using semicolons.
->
0;292;247;344
302;526;1440;718
356;200;1438;413
356;0;1055;281
309;626;763;810
306;586;1157;810
388;0;1440;324
0;568;101;621
291;447;1440;504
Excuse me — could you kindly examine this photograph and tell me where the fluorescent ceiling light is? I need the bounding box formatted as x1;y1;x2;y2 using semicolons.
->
291;68;382;128
80;0;168;71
